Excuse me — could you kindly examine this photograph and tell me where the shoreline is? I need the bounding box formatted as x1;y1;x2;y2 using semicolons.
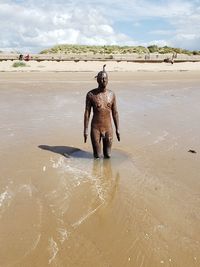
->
1;69;200;83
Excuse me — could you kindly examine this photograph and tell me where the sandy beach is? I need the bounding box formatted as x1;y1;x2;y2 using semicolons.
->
0;70;200;267
1;59;200;72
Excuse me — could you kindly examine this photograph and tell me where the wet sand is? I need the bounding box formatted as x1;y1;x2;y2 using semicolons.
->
0;72;200;267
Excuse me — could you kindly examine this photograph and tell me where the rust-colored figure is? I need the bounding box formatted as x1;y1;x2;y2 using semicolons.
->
84;65;120;158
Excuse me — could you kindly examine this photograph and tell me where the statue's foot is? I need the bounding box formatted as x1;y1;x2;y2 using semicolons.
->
104;154;111;159
94;154;100;159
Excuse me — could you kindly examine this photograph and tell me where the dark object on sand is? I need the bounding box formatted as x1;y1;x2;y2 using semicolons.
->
188;149;197;154
38;145;92;158
164;57;174;64
164;53;176;64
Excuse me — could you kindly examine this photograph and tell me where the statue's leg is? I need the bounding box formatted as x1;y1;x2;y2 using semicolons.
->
103;131;113;158
91;128;101;158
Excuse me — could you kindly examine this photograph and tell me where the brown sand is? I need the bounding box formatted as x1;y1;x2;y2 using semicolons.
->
0;72;200;267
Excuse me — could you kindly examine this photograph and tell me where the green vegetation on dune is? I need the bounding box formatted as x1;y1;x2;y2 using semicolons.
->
12;61;27;67
147;45;199;55
40;44;148;54
40;44;200;55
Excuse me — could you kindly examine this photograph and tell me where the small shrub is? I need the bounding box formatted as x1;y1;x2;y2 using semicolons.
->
12;61;27;67
192;50;200;55
147;45;159;53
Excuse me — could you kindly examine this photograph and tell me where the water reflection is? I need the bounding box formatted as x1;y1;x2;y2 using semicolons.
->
27;156;121;265
0;151;123;266
92;158;120;205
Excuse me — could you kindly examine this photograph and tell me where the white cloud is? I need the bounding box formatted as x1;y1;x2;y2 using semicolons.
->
149;30;174;36
92;0;200;50
0;1;136;52
0;0;199;52
142;39;171;48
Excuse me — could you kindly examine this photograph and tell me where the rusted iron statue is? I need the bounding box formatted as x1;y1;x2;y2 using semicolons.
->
84;65;120;158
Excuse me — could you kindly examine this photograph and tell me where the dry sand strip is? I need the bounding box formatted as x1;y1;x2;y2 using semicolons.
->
1;60;200;72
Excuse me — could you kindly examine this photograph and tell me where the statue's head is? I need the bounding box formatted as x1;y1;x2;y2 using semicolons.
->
96;64;108;89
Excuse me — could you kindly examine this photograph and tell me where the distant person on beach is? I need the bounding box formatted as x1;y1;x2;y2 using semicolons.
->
24;54;30;61
19;54;23;60
84;65;120;158
164;56;174;64
164;52;177;64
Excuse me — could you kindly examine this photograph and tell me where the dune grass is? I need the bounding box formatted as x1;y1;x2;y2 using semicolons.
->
12;61;27;67
40;44;200;55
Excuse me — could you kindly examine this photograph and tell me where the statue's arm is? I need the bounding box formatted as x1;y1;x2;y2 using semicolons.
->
84;93;92;143
112;93;120;141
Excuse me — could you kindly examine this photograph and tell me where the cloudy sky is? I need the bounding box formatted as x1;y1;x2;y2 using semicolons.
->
0;0;200;53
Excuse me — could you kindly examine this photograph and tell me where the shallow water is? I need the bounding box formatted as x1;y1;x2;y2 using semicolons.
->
0;73;200;266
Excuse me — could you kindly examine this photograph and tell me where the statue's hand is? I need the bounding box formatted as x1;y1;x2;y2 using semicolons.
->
84;134;88;143
116;130;120;141
84;130;88;143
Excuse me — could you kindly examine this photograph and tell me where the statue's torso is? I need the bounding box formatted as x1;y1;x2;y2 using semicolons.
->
88;89;114;131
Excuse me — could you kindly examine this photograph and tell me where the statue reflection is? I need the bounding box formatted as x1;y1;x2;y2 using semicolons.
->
92;159;120;205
